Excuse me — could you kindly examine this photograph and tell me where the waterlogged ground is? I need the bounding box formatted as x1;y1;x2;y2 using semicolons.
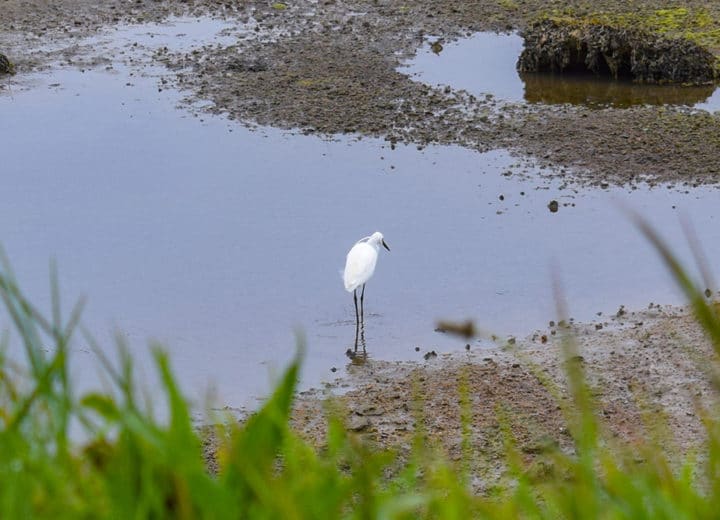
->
1;1;720;466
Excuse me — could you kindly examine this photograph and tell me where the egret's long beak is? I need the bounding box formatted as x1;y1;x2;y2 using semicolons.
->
382;239;390;251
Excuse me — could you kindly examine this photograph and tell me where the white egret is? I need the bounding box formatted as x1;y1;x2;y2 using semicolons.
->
343;231;390;341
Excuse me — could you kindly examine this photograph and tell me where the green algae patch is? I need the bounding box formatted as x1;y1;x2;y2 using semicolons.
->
634;8;720;52
518;14;718;85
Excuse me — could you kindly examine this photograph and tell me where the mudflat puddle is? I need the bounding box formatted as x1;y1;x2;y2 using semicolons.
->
2;21;720;410
404;32;720;111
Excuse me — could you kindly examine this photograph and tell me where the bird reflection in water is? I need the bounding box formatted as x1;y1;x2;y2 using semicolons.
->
345;324;368;364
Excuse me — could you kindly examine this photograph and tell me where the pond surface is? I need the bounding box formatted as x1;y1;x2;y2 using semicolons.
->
404;32;720;111
2;21;720;410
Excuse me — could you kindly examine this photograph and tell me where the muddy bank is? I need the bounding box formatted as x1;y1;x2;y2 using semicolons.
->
3;0;720;186
498;105;720;186
284;305;716;491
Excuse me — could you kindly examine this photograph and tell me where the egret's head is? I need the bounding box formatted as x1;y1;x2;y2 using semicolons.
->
371;231;390;252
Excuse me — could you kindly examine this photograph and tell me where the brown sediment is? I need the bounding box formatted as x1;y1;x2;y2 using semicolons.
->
286;305;716;491
199;305;717;491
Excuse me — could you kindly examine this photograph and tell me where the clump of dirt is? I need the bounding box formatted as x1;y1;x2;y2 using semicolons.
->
518;18;717;84
0;53;15;75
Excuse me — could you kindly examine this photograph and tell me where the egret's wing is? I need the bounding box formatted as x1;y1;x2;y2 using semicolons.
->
343;243;378;291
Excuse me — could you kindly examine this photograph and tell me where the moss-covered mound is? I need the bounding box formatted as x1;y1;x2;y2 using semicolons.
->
0;53;15;75
517;18;717;85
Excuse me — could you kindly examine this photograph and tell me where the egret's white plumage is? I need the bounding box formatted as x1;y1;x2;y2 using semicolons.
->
343;232;389;291
343;232;390;346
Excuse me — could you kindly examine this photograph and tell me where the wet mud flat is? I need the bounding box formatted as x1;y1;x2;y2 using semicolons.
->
2;0;720;186
195;305;716;490
287;305;716;491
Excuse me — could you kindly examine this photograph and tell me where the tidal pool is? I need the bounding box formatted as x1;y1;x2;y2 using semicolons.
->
1;22;720;411
404;32;720;111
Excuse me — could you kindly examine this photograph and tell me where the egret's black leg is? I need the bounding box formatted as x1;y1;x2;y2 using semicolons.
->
353;288;359;350
360;283;366;324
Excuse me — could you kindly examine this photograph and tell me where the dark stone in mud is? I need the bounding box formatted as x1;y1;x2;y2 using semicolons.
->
225;56;268;73
0;53;15;75
518;19;717;85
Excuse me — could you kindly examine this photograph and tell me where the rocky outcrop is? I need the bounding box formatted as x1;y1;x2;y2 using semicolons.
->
518;18;717;85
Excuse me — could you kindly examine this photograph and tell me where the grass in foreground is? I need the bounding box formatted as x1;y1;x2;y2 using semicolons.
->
0;213;720;517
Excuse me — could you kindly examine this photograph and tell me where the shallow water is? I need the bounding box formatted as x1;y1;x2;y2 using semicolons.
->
92;15;240;52
2;21;720;409
404;32;720;111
